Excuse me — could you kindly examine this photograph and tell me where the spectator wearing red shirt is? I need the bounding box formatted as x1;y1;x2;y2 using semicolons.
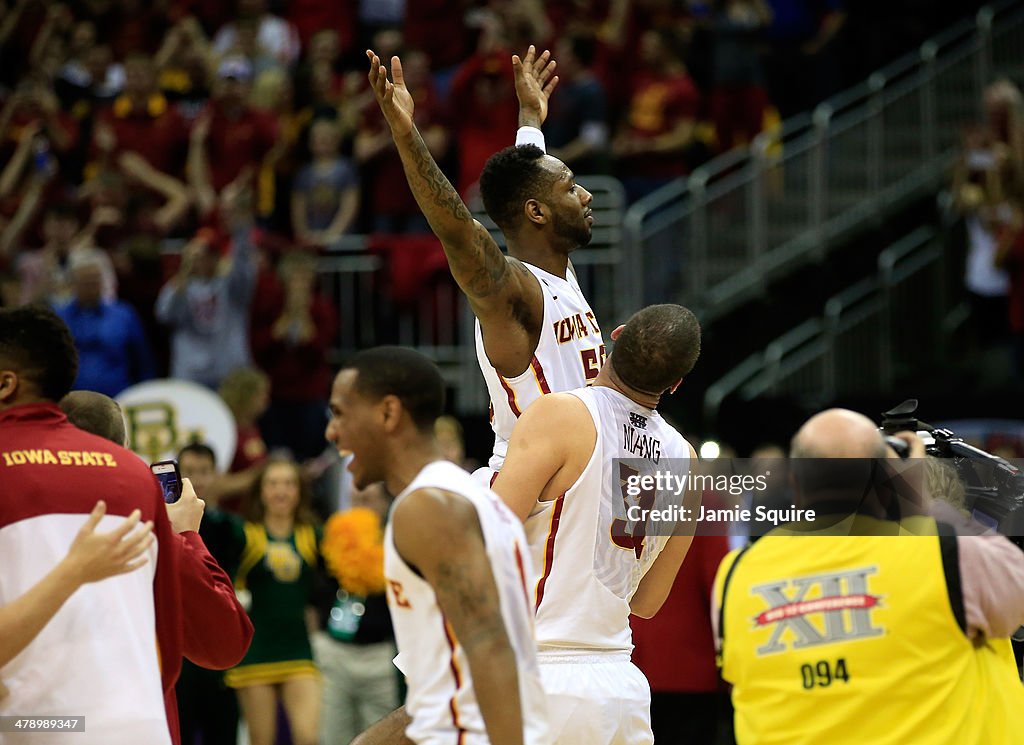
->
631;535;732;745
0;76;79;181
188;57;279;218
612;28;702;203
448;26;519;197
355;49;447;234
251;250;337;462
94;54;189;178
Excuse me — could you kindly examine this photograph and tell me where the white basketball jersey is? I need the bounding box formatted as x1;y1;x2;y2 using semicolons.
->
384;460;551;745
476;262;605;472
524;387;692;654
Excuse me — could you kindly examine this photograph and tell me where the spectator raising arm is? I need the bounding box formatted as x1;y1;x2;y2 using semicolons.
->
0;173;47;259
0;120;39;200
187;111;217;217
117;151;191;234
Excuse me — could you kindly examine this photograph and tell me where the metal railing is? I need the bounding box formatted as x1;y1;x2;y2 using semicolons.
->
624;1;1024;323
703;227;948;426
314;176;633;414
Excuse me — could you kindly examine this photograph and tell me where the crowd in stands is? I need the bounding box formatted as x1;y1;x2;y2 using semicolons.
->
0;0;981;404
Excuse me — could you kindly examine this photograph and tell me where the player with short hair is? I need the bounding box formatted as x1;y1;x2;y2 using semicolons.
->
492;304;703;745
366;44;606;475
0;305;234;745
326;346;551;745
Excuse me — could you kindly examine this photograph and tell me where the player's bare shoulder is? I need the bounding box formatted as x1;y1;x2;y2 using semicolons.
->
511;391;596;464
394;487;478;530
394;486;485;546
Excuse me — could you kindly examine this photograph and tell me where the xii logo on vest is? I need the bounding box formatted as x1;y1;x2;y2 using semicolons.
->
750;567;885;656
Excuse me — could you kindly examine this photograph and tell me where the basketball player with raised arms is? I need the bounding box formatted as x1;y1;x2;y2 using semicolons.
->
492;304;703;745
365;45;605;476
325;347;551;745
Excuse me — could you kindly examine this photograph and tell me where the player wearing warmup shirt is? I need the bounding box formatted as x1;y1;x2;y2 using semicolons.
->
365;45;605;475
493;305;703;745
326;347;551;745
0;307;220;745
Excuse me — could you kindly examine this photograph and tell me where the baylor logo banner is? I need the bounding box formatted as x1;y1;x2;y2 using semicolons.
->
751;567;885;656
117;379;237;471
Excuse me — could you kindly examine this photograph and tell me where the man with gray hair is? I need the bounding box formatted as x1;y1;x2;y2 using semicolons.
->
55;247;155;397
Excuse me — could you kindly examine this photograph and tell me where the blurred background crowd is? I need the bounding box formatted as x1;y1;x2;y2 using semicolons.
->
0;0;990;402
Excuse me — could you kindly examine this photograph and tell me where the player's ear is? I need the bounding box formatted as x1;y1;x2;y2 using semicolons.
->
668;378;683;395
0;370;19;404
379;394;403;433
524;198;547;226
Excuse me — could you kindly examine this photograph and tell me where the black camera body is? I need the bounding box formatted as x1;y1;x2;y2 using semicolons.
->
880;400;1024;549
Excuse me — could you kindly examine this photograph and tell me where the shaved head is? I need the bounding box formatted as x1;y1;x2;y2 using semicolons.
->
790;409;887;460
788;409;890;515
59;390;127;446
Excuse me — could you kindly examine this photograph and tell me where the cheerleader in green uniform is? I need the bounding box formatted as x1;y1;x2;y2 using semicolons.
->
224;456;322;745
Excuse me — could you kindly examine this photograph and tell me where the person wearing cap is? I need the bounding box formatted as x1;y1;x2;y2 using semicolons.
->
187;55;279;218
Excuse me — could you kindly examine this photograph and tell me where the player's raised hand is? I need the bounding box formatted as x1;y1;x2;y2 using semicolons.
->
64;501;155;585
513;44;559;127
366;50;415;137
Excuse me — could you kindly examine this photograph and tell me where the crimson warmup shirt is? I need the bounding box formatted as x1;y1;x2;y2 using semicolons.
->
0;403;251;745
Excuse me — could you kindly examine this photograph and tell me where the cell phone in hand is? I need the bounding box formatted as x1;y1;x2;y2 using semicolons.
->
151;460;182;504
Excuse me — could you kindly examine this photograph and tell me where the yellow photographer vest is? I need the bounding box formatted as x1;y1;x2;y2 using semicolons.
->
714;517;1024;745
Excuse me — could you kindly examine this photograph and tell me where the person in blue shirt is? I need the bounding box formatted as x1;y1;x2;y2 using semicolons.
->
55;248;155;397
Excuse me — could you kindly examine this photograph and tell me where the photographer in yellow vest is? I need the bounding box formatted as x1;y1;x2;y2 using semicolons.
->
713;409;1024;745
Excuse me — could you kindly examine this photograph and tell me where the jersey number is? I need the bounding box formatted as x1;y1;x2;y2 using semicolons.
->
800;658;850;689
610;463;655;559
581;345;607;383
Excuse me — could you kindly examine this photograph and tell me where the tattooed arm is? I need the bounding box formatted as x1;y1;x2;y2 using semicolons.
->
392;488;526;745
365;51;535;317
